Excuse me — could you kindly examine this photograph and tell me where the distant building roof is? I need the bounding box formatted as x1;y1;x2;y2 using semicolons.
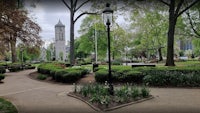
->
55;20;65;27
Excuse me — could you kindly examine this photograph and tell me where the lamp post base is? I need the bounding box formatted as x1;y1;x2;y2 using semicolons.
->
108;84;114;95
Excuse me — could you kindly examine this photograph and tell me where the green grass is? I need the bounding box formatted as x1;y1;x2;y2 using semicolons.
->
31;63;41;68
156;60;200;67
0;98;18;113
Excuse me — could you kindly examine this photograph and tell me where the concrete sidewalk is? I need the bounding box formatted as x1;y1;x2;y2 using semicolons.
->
0;70;200;113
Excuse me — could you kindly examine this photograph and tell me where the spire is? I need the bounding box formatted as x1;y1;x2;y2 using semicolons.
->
55;19;65;27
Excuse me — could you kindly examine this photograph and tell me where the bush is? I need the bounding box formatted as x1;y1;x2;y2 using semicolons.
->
24;66;35;69
62;71;81;83
118;71;143;83
38;63;89;83
37;74;47;80
8;65;22;72
95;65;200;87
95;69;108;83
0;74;5;81
143;72;200;87
95;68;143;84
0;67;6;74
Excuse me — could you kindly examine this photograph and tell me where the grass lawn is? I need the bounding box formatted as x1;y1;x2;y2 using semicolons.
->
81;60;200;70
0;98;18;113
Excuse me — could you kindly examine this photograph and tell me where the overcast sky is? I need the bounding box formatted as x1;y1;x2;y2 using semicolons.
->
25;0;126;47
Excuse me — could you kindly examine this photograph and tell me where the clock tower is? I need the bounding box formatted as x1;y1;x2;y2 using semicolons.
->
55;20;66;61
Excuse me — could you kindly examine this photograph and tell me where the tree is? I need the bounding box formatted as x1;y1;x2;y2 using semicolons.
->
130;7;168;61
0;0;43;63
76;15;107;60
183;2;200;38
159;0;199;66
62;0;97;65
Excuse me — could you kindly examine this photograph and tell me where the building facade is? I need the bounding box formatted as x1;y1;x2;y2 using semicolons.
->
55;20;66;61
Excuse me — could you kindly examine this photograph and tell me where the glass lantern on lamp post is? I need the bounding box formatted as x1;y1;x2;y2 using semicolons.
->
103;3;114;95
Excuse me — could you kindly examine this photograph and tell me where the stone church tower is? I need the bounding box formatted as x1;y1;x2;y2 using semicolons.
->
55;20;66;61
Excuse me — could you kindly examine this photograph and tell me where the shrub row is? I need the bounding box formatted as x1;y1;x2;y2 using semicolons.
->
37;62;65;74
8;65;22;72
6;63;36;72
52;68;88;83
95;68;144;84
95;66;200;87
37;63;89;83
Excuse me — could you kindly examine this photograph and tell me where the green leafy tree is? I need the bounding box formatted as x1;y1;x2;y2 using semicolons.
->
76;15;108;60
62;0;97;65
130;6;168;61
158;0;199;66
0;0;42;63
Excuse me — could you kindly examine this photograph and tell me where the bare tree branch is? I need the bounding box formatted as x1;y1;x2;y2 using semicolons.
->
73;0;78;11
175;0;184;16
159;0;170;6
186;11;200;37
75;0;90;12
178;0;199;17
74;12;98;23
62;0;71;10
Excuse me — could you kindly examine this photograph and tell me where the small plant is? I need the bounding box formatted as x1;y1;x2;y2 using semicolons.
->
141;87;150;97
0;74;5;81
37;74;47;80
130;86;140;99
73;83;77;93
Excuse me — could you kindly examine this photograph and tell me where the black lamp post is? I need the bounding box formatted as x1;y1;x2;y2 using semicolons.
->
103;3;114;95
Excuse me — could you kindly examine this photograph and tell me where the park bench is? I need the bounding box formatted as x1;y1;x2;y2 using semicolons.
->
131;64;156;68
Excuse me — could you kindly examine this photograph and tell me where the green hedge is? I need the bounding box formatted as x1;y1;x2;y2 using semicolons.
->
95;68;144;84
95;65;200;87
0;67;6;74
37;63;89;83
0;74;5;81
8;65;22;72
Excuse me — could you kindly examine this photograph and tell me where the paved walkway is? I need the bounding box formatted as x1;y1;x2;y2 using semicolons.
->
0;70;200;113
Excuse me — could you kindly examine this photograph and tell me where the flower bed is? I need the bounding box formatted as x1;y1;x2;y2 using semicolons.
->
68;83;152;111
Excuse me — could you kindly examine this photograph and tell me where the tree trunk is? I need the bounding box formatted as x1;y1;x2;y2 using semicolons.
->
10;36;17;63
70;10;75;65
165;1;176;66
158;47;163;61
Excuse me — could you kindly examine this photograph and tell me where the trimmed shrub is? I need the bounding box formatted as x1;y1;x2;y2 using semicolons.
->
118;71;143;83
24;66;35;69
95;65;200;87
62;71;81;83
143;73;200;87
8;65;22;72
0;67;6;74
37;63;89;83
95;69;108;83
0;74;5;81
